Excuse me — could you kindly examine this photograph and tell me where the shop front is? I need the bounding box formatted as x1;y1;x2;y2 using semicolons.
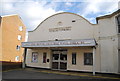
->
22;39;96;74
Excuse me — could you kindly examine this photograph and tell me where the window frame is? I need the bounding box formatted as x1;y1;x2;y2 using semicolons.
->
72;52;76;65
31;52;38;63
84;53;93;65
43;52;47;63
18;35;22;40
19;26;23;31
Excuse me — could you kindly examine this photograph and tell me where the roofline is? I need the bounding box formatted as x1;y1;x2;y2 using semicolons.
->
1;14;19;17
28;12;96;32
96;9;120;21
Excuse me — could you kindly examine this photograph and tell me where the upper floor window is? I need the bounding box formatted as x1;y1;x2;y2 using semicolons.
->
15;56;19;62
16;45;20;50
18;35;22;40
117;15;120;33
19;26;23;31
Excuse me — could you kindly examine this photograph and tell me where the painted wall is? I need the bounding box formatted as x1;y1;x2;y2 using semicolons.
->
67;47;93;72
28;13;95;41
1;15;26;62
26;47;101;72
26;12;119;73
98;14;119;73
26;48;52;68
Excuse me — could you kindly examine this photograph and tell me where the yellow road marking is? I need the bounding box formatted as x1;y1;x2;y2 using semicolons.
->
39;70;120;79
3;68;120;79
2;68;22;72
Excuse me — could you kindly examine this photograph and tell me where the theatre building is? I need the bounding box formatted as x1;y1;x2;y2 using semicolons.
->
22;9;120;74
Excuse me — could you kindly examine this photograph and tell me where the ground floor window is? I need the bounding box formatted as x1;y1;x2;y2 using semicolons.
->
31;52;38;63
43;52;47;63
72;53;76;65
84;53;93;65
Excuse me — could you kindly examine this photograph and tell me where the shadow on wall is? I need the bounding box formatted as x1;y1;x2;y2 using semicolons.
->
1;61;22;71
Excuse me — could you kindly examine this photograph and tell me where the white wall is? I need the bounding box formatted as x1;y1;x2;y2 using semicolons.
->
67;47;100;72
28;13;95;42
26;12;120;73
25;47;101;72
26;48;52;68
98;14;119;73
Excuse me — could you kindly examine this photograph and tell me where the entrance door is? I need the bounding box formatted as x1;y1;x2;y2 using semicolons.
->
52;50;67;70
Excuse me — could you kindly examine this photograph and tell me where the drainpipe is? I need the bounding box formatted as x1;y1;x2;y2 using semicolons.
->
22;48;27;69
93;46;96;75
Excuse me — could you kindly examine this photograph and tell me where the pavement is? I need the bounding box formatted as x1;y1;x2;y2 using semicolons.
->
2;68;120;80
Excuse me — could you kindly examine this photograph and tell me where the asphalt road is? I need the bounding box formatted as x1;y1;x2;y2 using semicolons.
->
2;68;120;80
2;69;91;79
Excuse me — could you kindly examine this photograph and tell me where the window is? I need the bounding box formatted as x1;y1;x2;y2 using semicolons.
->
117;15;120;33
19;26;23;31
84;53;93;65
15;56;19;62
72;53;76;65
43;52;47;63
31;52;38;63
18;35;22;40
53;54;59;60
16;45;20;50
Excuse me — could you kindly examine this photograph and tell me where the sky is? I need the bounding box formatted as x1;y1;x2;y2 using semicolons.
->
0;0;119;32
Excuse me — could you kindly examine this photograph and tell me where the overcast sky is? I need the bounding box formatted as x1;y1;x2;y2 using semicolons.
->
0;0;119;31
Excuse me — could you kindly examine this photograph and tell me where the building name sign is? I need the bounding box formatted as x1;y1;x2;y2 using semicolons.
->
49;26;71;32
22;39;96;48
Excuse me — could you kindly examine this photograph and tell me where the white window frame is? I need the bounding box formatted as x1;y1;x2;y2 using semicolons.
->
15;56;19;62
19;26;23;31
31;52;38;63
18;35;22;40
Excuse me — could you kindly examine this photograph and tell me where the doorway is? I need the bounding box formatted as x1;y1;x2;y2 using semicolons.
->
52;49;67;70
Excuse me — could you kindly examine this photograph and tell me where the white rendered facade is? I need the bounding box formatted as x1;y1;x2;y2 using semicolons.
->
22;10;120;73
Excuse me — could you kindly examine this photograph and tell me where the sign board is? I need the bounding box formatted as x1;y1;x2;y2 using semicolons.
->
22;39;96;48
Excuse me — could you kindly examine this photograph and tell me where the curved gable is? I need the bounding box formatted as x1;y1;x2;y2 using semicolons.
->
28;12;95;42
29;12;94;32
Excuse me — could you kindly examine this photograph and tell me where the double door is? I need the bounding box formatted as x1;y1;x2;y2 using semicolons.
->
52;50;67;70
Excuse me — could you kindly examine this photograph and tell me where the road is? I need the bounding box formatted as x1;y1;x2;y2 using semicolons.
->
2;68;120;80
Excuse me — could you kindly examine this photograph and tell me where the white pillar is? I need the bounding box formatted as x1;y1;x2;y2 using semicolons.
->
93;47;96;75
22;48;27;69
22;52;25;69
